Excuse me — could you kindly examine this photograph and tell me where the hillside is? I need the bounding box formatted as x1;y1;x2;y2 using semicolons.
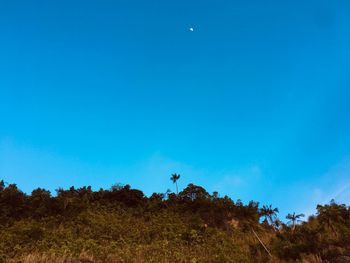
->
0;179;349;263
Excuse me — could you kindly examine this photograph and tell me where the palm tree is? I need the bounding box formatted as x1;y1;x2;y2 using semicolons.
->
286;212;305;231
170;173;180;194
260;205;279;226
0;180;4;191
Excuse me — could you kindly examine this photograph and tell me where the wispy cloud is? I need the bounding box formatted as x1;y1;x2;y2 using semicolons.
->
319;158;350;204
211;165;262;198
294;157;350;217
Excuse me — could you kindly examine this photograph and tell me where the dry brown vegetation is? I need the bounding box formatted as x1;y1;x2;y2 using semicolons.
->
0;180;349;262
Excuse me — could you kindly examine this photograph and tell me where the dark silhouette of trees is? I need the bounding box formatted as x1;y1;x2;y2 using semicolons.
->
0;183;26;220
179;183;209;201
316;200;349;237
0;179;349;262
170;173;180;194
0;180;4;192
29;188;52;218
286;212;304;231
105;184;145;207
260;205;279;227
236;200;260;223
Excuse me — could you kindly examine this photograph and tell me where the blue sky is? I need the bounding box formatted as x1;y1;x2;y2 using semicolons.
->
1;0;350;218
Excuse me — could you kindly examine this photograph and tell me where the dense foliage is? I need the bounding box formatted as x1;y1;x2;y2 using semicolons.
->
0;179;349;262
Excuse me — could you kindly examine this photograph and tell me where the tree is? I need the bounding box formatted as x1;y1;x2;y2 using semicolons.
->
316;200;348;237
0;183;27;219
286;212;304;231
179;184;210;201
260;205;279;226
170;173;180;194
0;180;5;192
29;188;52;218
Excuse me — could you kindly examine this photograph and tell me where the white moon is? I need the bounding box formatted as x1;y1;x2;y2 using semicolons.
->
189;27;194;32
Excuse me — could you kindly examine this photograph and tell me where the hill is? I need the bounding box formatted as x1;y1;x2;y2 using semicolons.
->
0;180;349;262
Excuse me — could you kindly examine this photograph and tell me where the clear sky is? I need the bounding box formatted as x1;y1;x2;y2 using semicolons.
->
1;0;350;218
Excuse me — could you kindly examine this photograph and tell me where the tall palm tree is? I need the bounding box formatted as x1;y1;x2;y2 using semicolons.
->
170;173;180;194
286;212;305;231
260;205;279;226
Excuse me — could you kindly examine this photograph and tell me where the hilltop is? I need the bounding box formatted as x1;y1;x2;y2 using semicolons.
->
0;179;349;262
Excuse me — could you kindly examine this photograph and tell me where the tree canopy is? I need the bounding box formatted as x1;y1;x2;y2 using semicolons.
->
0;179;349;263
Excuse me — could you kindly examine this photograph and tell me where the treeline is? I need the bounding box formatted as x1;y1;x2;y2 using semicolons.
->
0;179;349;262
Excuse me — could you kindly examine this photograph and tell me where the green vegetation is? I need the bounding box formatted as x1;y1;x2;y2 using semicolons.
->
0;179;349;262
